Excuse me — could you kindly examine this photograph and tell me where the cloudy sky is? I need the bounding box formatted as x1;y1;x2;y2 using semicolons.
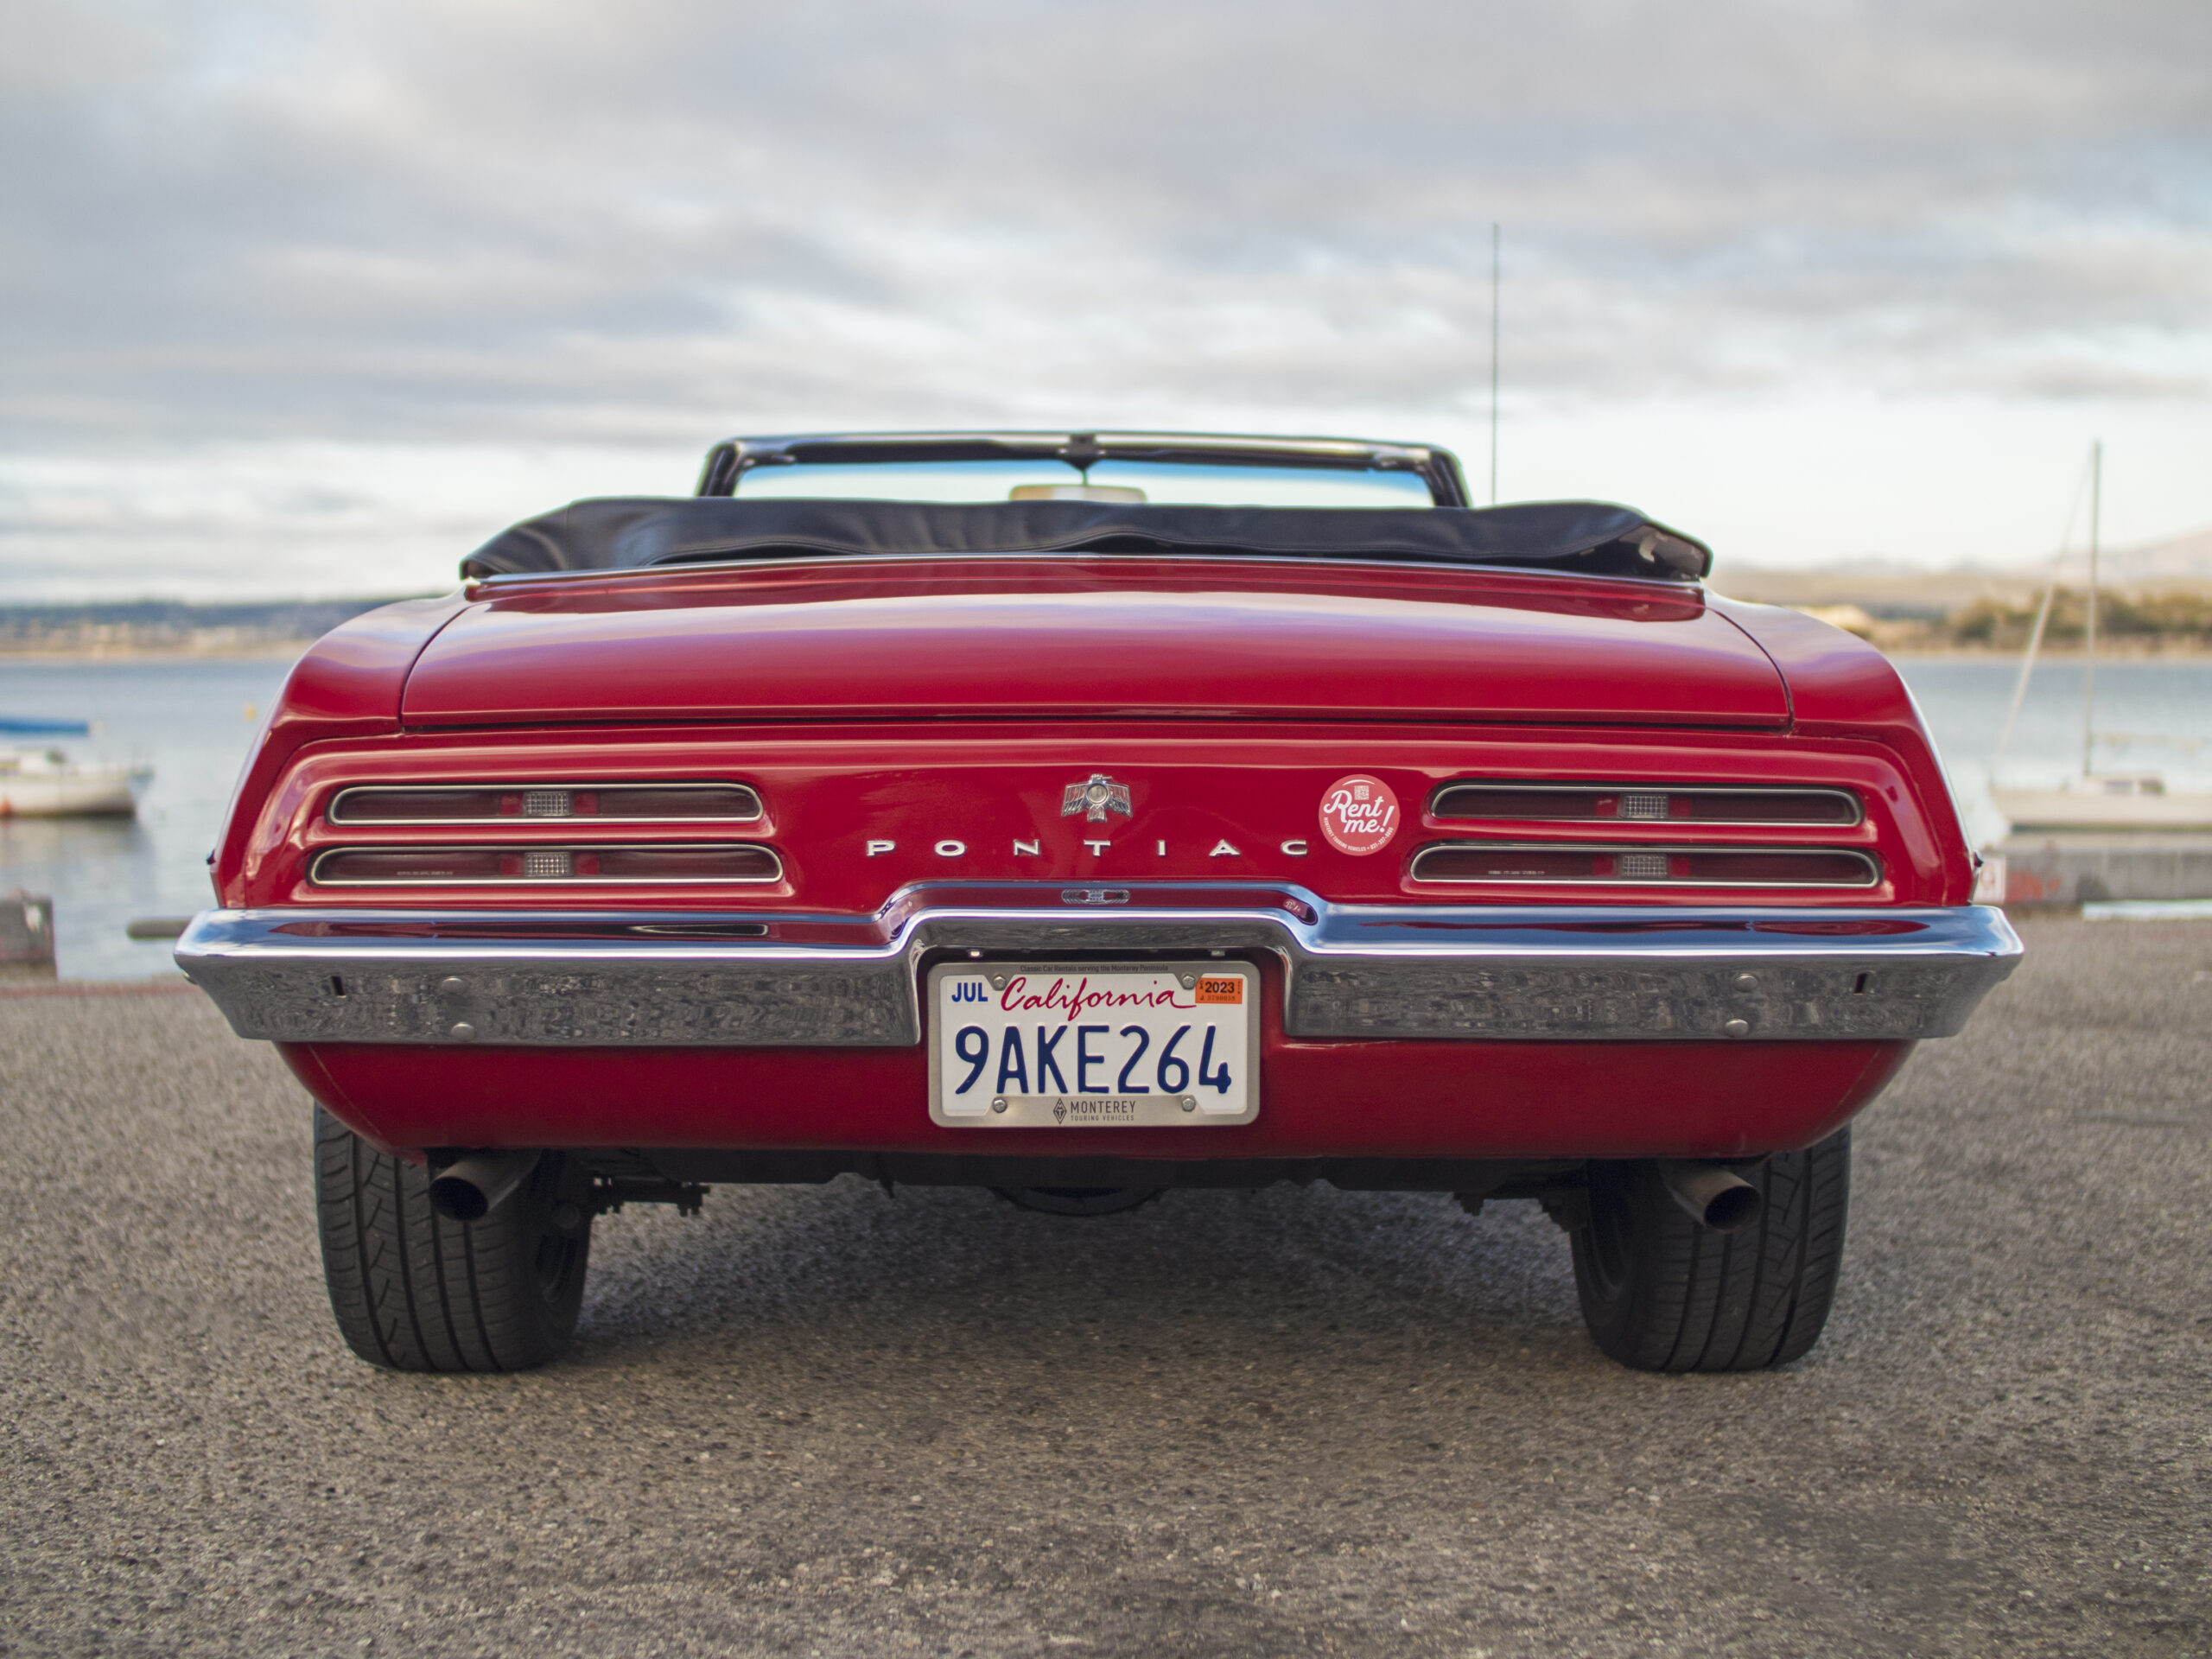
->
3;0;2209;599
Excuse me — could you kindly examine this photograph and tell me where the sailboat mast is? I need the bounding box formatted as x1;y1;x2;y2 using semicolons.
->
1993;455;2089;779
2082;440;2101;777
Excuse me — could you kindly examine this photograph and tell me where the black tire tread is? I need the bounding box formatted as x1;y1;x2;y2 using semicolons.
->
1571;1128;1851;1373
314;1105;588;1373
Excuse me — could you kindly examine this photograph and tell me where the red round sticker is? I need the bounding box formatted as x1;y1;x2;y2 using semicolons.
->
1319;774;1400;856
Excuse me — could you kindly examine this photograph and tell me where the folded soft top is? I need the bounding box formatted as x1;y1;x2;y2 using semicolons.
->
461;497;1712;582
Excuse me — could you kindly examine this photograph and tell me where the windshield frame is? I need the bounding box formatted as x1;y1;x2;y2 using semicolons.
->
695;430;1471;507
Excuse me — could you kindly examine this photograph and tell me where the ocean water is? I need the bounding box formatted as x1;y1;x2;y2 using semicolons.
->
3;651;2208;979
1;658;293;980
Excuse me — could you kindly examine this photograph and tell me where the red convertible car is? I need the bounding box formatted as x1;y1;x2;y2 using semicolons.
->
180;431;2019;1375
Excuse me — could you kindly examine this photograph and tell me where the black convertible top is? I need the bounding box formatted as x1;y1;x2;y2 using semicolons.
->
460;498;1712;583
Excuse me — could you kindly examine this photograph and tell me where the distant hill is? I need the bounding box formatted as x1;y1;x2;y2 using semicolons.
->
1713;524;2212;617
0;598;423;654
2067;524;2212;587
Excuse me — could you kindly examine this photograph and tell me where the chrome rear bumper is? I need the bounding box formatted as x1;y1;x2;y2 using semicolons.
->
175;885;2022;1047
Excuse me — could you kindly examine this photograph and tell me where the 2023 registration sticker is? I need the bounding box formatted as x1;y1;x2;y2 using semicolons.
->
927;962;1261;1128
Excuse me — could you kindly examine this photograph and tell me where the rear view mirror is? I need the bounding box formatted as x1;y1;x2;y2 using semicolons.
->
1007;484;1147;504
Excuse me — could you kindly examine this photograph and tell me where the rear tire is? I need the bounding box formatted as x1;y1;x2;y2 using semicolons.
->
314;1105;592;1372
1569;1128;1850;1372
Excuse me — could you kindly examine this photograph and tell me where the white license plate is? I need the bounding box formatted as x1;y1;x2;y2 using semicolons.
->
926;961;1260;1128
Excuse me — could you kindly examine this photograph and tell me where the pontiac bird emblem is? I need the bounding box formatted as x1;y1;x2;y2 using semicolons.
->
1061;772;1133;823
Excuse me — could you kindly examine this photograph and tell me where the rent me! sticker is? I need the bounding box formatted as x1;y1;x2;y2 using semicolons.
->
1319;774;1400;855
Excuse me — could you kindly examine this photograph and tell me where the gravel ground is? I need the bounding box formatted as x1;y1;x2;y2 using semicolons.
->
0;917;2207;1658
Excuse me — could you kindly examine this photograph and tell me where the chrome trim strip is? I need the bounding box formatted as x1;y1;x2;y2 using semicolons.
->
307;843;786;887
175;888;2021;1048
1406;842;1883;889
327;782;764;826
1429;782;1863;828
707;430;1449;490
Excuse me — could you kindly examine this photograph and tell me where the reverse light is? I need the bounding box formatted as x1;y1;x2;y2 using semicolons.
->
1431;783;1860;826
327;783;763;825
1408;842;1880;888
309;844;784;886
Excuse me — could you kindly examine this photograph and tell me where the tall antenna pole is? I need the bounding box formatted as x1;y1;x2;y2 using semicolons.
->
2082;440;2101;776
1489;223;1501;505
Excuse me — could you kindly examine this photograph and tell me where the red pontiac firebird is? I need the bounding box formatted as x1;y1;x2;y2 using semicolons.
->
180;431;2021;1375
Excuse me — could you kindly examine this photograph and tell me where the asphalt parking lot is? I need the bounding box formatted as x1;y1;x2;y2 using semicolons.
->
1;916;2207;1657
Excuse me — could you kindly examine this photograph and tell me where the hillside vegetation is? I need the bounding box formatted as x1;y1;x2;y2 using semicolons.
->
1947;588;2212;650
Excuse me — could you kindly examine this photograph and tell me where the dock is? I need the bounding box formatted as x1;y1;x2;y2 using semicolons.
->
1999;832;2212;906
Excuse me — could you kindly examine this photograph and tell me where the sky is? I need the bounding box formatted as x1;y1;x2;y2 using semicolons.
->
3;0;2209;601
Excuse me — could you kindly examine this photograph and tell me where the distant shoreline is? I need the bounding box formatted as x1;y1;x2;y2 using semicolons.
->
0;597;424;663
0;643;316;664
1883;644;2212;662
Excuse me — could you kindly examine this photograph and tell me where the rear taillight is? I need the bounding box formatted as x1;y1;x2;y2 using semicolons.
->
1408;843;1879;888
1431;783;1860;826
327;784;763;824
309;844;784;887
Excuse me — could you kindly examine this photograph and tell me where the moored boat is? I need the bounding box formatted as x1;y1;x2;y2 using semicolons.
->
1988;442;2212;834
0;718;92;735
1992;773;2212;832
0;747;152;817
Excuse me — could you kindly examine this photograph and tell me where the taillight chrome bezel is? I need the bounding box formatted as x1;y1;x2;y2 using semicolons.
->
308;843;785;887
1428;782;1863;827
326;782;764;826
1408;842;1882;889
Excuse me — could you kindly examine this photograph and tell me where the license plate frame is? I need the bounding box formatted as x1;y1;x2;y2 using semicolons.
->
925;959;1261;1128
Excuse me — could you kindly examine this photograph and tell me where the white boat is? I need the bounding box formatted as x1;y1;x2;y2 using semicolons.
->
1993;773;2212;832
0;747;152;817
1988;442;2212;834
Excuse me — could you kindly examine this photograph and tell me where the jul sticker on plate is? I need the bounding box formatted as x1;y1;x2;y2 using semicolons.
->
1319;774;1400;855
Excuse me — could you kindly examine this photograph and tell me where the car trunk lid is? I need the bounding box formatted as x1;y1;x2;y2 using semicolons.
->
402;564;1788;728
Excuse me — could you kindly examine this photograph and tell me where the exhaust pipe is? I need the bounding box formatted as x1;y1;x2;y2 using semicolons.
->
1656;1160;1764;1233
429;1150;543;1222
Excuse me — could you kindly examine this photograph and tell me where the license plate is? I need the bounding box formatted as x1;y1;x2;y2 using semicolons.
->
926;960;1260;1128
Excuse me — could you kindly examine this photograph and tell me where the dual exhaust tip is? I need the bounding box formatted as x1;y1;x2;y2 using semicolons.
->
428;1150;542;1222
1656;1160;1765;1233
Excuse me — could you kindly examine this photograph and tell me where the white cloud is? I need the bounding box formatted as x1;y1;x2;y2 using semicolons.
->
3;0;2208;595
